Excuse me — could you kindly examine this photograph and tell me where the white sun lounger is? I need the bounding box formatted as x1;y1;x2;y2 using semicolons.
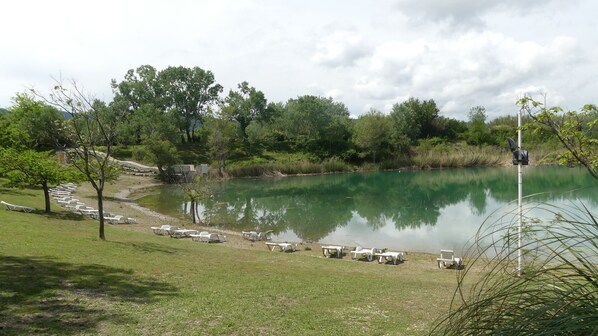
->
170;229;199;239
376;251;405;265
190;231;227;243
150;225;178;235
321;245;345;258
242;230;273;241
350;246;381;261
437;250;462;269
266;242;297;252
1;201;36;213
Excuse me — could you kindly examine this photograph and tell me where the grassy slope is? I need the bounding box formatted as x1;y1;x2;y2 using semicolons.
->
0;183;465;336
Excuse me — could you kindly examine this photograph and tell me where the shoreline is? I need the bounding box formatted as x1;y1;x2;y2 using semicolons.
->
98;174;438;258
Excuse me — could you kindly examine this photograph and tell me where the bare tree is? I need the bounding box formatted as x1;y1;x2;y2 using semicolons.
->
34;79;121;240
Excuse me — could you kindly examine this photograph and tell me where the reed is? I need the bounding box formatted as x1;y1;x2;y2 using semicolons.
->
430;199;598;335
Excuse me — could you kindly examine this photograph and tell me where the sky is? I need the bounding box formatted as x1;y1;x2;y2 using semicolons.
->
1;0;597;120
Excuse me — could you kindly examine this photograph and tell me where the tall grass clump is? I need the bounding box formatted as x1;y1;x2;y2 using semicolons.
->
322;157;351;173
430;197;598;335
414;145;504;169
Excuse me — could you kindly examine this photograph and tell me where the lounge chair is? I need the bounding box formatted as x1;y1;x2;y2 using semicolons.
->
265;242;297;252
1;201;36;213
150;225;178;235
321;245;345;258
376;251;404;265
350;246;381;261
170;229;199;239
242;230;273;241
437;250;462;269
190;231;227;243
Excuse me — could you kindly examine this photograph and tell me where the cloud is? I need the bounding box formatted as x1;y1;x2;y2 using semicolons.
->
394;0;572;30
354;31;583;119
311;30;370;67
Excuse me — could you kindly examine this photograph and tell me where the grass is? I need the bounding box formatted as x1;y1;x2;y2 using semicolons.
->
431;201;598;335
0;180;470;335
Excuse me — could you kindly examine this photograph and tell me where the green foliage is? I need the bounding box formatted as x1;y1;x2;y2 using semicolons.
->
520;97;598;179
3;93;67;149
352;109;393;163
143;138;181;175
277;95;351;158
464;106;491;146
206;115;243;176
390;97;440;144
223;81;268;142
159;66;223;143
0;148;81;212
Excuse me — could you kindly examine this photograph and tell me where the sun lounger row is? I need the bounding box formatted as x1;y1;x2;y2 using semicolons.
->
50;184;137;224
150;225;226;243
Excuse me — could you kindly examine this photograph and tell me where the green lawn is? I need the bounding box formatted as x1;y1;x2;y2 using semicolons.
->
0;183;464;335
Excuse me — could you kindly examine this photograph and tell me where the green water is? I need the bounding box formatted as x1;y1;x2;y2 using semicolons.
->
139;166;598;253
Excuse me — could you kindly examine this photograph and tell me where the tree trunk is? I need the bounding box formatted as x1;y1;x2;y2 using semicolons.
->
191;199;196;224
97;188;105;240
186;129;192;143
42;181;51;213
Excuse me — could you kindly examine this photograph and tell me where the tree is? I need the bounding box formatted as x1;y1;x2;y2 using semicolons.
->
0;148;80;213
179;175;215;224
3;93;67;149
35;80;121;240
111;65;166;144
143;137;181;177
224;81;268;145
464;106;491;146
206;114;243;177
520;97;597;179
389;97;440;143
159;66;223;143
352;109;393;163
279;95;351;157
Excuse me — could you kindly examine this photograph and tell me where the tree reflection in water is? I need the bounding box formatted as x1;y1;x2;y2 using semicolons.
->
142;166;597;251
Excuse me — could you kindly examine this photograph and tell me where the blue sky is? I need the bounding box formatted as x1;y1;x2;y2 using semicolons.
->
1;0;597;120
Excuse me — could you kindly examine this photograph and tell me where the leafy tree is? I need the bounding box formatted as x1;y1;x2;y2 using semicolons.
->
224;81;268;144
4;93;67;149
159;66;223;143
520;97;598;179
35;80;121;240
142;137;181;177
111;65;166;144
464;106;491;146
431;116;467;142
179;175;216;224
0;148;80;213
352;109;393;163
206;114;243;177
389;97;440;144
279;95;351;157
111;65;165;111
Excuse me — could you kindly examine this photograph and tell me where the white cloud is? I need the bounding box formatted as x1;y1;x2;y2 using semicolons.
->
0;0;596;120
311;30;369;67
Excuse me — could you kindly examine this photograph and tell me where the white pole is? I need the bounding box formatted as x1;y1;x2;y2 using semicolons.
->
517;106;523;277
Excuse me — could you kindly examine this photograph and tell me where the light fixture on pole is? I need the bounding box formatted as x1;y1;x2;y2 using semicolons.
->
507;108;529;277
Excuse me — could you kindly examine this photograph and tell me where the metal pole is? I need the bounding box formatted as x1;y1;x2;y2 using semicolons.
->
517;106;523;277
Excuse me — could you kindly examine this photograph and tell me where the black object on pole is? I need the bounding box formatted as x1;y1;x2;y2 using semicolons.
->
507;137;529;165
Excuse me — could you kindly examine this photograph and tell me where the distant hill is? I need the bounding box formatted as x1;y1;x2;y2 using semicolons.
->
0;107;8;115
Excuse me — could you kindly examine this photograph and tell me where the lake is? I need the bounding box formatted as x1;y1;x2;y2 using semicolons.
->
138;166;598;254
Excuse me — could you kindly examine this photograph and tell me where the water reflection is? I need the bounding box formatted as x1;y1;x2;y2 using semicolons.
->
139;167;598;253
